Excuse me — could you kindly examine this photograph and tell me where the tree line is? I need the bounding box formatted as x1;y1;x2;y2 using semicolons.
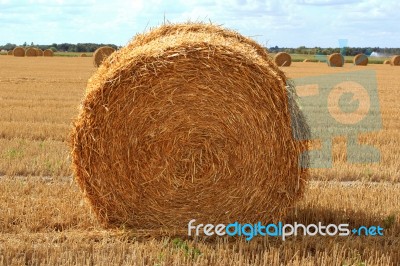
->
0;42;120;53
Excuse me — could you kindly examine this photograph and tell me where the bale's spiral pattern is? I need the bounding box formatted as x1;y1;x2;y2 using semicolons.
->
327;53;344;67
13;47;25;57
71;23;310;230
36;49;44;56
353;53;368;66
25;48;37;57
93;46;115;67
391;55;400;66
274;52;292;67
43;49;54;57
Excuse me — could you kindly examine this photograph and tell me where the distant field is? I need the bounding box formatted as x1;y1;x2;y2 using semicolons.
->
0;57;399;265
54;52;93;57
0;52;93;57
1;51;392;62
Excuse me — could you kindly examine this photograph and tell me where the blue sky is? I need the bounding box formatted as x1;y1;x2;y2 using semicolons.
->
0;0;399;47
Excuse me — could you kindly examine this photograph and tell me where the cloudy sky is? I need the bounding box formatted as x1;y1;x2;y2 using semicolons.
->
0;0;399;48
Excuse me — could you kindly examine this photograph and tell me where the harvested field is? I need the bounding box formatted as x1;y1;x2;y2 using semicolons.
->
0;57;399;265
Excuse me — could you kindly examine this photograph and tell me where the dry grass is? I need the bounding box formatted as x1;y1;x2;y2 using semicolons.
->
0;177;398;265
0;57;399;265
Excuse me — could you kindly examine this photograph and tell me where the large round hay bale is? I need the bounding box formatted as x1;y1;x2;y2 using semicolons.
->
383;60;391;65
353;53;368;66
93;46;116;67
274;52;292;66
36;49;44;56
43;49;54;57
13;47;25;57
71;23;310;230
390;55;400;66
80;53;88;57
25;48;37;57
327;53;344;67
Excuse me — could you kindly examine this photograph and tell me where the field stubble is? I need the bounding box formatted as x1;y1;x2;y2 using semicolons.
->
0;57;399;265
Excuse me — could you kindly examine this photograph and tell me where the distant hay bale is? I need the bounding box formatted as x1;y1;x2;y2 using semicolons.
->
303;59;310;62
383;60;391;65
353;53;368;66
327;53;344;67
36;49;44;56
274;52;292;66
71;23;310;230
25;48;37;57
7;50;13;55
80;53;88;57
93;46;116;67
13;47;25;57
390;55;400;66
43;49;54;57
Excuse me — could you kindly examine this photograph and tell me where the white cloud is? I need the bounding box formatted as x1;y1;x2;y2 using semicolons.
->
0;0;398;47
296;0;362;6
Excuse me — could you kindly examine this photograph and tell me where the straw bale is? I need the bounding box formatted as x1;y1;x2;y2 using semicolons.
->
13;47;25;57
93;46;115;67
71;23;310;230
327;53;344;67
274;52;292;66
353;53;368;66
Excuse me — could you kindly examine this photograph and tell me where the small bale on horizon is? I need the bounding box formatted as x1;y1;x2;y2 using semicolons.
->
43;49;54;57
390;55;400;66
36;49;44;56
353;53;368;66
13;47;25;57
327;53;344;67
93;46;116;67
25;48;37;57
274;52;292;67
